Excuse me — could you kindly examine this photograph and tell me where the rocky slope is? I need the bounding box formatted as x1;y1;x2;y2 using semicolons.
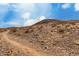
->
1;19;79;56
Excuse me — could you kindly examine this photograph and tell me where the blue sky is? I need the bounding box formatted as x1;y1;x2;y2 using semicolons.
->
0;3;79;28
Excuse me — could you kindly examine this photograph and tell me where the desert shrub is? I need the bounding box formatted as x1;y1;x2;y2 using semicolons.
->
24;30;29;33
12;30;16;32
57;29;65;34
44;46;48;49
51;30;53;32
40;41;45;45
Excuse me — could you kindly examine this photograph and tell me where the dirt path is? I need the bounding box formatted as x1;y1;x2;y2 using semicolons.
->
1;32;46;56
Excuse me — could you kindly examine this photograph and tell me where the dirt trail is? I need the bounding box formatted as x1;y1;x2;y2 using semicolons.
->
1;32;46;56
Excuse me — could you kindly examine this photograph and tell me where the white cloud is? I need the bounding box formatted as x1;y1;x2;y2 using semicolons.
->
24;16;46;26
22;12;31;19
62;3;71;9
38;16;46;21
0;3;9;6
74;3;79;11
6;22;22;27
62;3;79;11
24;19;35;26
12;3;35;13
21;12;46;26
11;4;51;27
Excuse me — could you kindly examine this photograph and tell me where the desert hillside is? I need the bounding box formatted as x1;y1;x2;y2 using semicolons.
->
1;19;79;56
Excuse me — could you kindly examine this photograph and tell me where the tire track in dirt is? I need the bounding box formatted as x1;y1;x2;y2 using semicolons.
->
1;32;46;56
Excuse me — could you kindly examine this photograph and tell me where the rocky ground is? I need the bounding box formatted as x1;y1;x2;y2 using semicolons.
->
1;19;79;56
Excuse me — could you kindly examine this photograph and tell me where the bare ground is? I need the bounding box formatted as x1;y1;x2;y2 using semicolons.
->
1;19;79;56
